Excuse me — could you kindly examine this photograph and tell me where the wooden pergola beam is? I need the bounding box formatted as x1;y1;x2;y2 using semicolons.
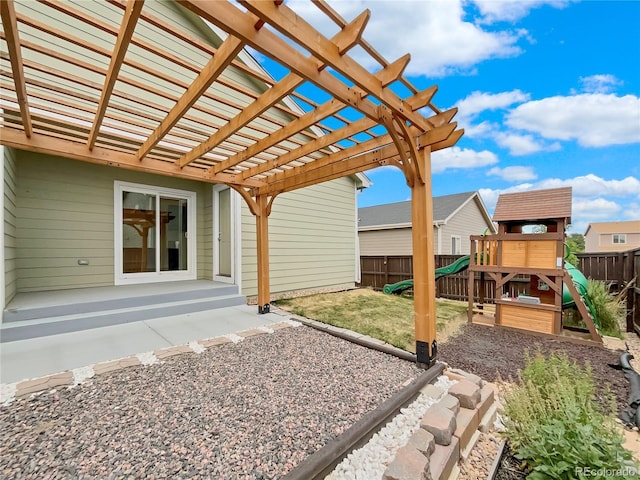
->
213;55;413;176
0;127;263;188
264;149;395;196
0;0;32;137
255;121;459;195
239;116;377;180
87;0;144;150
180;10;370;170
240;0;435;131
137;34;245;161
178;1;408;127
178;72;300;168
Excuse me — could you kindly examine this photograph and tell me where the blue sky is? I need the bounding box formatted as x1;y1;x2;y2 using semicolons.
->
283;0;640;234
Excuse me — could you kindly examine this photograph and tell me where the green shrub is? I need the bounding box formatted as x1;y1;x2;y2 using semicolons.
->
502;352;635;479
586;279;625;338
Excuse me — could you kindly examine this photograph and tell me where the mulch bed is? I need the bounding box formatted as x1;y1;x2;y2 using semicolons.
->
438;323;630;411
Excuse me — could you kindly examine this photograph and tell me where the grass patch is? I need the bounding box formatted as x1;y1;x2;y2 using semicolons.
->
274;288;468;352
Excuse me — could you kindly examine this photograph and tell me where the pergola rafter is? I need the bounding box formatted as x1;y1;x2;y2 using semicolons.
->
0;0;463;367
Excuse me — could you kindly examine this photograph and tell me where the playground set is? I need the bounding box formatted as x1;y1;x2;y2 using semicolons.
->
384;187;602;343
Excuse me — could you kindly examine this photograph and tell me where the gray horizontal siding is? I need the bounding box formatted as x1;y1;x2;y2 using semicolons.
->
14;151;210;292
4;147;17;304
241;177;357;297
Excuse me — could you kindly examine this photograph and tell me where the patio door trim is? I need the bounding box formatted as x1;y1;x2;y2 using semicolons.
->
212;185;240;285
114;181;197;285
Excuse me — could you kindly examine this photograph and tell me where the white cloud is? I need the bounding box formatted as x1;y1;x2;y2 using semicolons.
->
287;0;525;77
578;74;623;94
625;203;640;220
431;147;498;173
506;94;640;147
572;197;621;219
493;132;551;155
472;0;575;23
487;166;538;181
530;174;640;198
455;90;530;128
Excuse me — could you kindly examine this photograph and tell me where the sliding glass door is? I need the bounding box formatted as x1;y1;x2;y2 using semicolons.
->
115;182;196;284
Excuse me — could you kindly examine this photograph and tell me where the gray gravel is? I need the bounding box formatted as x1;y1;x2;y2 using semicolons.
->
0;326;421;479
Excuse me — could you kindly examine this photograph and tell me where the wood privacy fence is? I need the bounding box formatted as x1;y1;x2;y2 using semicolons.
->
358;255;529;303
576;249;639;333
359;248;640;332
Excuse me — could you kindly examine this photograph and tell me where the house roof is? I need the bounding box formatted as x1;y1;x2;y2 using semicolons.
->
358;191;494;230
584;220;640;236
0;0;461;209
492;187;572;223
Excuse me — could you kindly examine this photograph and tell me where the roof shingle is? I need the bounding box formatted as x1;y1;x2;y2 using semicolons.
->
492;187;572;222
358;191;478;227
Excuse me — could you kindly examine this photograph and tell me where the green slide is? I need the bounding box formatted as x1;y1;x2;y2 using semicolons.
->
563;262;599;326
383;255;470;295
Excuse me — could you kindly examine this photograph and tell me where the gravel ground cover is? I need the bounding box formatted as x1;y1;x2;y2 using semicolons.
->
438;323;629;411
0;326;422;480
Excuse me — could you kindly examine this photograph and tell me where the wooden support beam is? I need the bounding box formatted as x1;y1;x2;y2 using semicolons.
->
180;71;299;168
262;149;396;196
496;272;519;289
180;11;368;170
0;127;263;188
138;34;244;161
254;135;395;195
210;45;412;176
563;271;602;343
239;116;377;180
411;147;437;366
178;1;412;127
254;120;458;196
88;0;144;150
0;0;32;137
256;194;271;313
239;0;435;131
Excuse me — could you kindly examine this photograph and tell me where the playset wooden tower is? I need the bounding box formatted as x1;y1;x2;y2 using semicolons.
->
467;187;601;342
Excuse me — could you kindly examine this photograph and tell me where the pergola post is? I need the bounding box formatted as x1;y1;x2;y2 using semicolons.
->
256;194;271;314
411;147;437;367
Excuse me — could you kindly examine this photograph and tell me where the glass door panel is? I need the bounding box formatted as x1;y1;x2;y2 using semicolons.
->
122;191;156;273
160;197;188;272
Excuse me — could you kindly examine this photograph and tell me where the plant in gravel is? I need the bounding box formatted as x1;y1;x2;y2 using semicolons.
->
502;351;635;480
586;279;625;338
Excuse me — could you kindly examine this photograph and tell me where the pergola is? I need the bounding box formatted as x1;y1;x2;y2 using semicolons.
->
0;0;463;366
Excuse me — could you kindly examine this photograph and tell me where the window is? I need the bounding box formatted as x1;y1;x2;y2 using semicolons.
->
451;235;462;255
613;234;626;244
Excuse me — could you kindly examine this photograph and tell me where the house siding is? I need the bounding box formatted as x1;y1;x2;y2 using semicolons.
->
240;177;357;297
597;232;640;252
585;230;640;252
359;228;413;256
584;230;598;253
4;147;17;304
14;151;211;292
439;199;491;254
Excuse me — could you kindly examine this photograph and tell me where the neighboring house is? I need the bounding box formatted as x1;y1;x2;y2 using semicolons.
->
358;191;496;256
584;221;640;252
1;1;369;328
